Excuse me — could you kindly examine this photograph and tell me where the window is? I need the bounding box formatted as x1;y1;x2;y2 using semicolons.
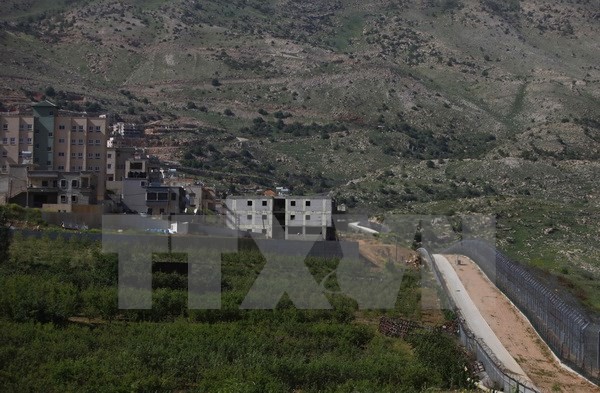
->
72;126;77;131
60;180;67;188
247;214;252;220
305;200;311;207
59;125;65;130
82;178;89;188
10;138;15;145
1;151;6;158
290;214;296;220
71;180;79;188
261;229;267;235
94;166;99;171
290;201;296;206
2;138;6;144
19;138;23;144
141;181;146;187
262;214;267;220
27;138;32;144
71;195;78;203
87;166;93;171
107;164;112;169
71;139;76;145
247;200;253;206
171;193;176;201
88;139;94;145
88;153;94;158
27;124;32;130
107;153;112;158
48;132;53;137
157;193;168;201
88;126;94;131
2;124;6;131
78;152;83;158
41;180;48;187
71;152;76;158
306;215;311;220
78;126;84;131
78;139;83;145
1;165;6;172
58;165;65;170
130;162;143;170
60;195;67;203
95;153;101;159
77;166;82;170
47;147;52;152
95;126;101;132
262;200;268;206
147;192;157;200
58;138;65;143
58;152;65;157
95;140;100;145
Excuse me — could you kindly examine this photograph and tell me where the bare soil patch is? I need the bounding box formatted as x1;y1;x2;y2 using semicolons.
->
444;254;600;393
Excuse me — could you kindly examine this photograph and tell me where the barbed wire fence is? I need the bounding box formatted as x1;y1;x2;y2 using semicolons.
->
418;247;540;393
440;240;600;386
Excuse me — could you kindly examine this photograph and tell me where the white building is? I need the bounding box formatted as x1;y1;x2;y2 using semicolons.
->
225;195;334;241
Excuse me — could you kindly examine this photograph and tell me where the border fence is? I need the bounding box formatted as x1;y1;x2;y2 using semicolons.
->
418;248;539;393
441;240;600;386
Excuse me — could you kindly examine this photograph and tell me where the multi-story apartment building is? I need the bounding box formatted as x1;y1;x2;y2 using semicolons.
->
106;146;136;182
225;195;335;241
118;157;185;215
0;100;107;205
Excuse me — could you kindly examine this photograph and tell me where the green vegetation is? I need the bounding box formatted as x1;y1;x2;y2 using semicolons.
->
1;0;599;334
0;211;10;261
0;204;44;225
0;234;473;391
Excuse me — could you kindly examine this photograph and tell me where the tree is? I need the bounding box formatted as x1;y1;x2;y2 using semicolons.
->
85;102;102;112
0;211;10;262
211;78;221;87
45;86;56;97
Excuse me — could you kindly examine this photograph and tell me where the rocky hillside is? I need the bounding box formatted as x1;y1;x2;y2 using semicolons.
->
1;0;599;307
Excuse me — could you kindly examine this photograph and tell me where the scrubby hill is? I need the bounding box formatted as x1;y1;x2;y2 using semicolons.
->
1;0;599;307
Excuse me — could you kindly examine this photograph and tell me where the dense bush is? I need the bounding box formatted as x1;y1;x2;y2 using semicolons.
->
0;275;78;323
0;233;473;391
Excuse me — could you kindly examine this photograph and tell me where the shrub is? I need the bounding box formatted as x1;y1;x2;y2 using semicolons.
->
0;275;78;323
0;212;10;262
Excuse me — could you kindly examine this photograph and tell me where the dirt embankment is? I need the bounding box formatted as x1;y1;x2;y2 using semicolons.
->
444;254;600;393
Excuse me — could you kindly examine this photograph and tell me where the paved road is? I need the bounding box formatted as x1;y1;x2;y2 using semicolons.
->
432;254;529;380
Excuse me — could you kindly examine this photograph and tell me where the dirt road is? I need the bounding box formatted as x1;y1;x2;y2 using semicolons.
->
355;238;416;267
444;254;600;393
